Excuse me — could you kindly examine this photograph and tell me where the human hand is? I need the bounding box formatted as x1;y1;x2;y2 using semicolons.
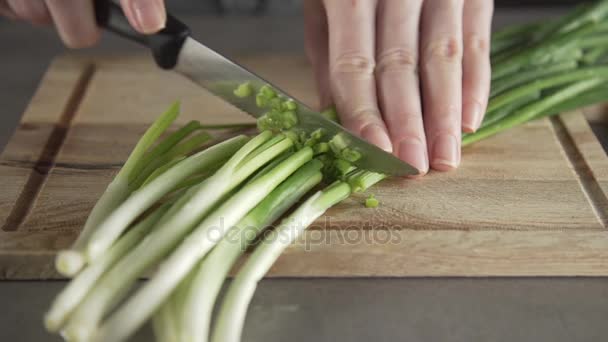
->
304;0;494;174
0;0;166;48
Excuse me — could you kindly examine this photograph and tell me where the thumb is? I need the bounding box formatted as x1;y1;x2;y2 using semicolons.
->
119;0;166;34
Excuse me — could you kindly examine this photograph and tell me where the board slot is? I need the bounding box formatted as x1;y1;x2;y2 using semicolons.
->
1;64;96;232
550;116;608;228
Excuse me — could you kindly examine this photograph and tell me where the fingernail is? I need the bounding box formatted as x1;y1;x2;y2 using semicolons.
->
131;0;166;33
431;134;460;170
463;103;482;133
398;138;428;175
361;124;393;153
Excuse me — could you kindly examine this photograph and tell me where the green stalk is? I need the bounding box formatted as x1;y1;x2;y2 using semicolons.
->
481;91;541;129
346;170;387;193
152;297;179;342
580;35;608;49
44;203;169;333
464;78;604;146
541;83;608;117
54;102;180;277
93;147;314;342
490;60;578;98
128;120;202;183
488;66;608;113
557;1;608;34
582;45;608;65
152;270;196;342
492;21;598;80
491;3;593;65
491;35;529;57
211;181;352;342
62;132;291;341
180;160;324;342
65;132;292;341
492;21;542;42
140;156;186;188
84;135;247;263
490;21;544;58
130;132;213;190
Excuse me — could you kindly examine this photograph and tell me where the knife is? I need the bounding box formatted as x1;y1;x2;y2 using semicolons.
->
94;0;418;176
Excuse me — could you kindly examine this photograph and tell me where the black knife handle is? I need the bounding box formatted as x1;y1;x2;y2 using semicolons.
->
94;0;190;69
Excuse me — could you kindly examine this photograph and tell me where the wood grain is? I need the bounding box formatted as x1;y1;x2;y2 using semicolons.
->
0;54;607;279
0;56;93;231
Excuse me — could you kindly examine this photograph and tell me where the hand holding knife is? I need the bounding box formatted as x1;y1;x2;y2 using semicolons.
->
90;0;418;177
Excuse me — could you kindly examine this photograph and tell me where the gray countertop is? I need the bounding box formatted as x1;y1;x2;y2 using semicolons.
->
1;7;608;342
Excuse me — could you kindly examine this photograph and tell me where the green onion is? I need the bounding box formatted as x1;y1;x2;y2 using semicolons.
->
341;147;362;162
321;105;340;123
233;82;253;98
93;148;314;342
347;170;387;193
255;93;267;108
62;132;289;341
465;78;604;146
365;195;379;208
259;85;277;99
488;66;608;113
54;102;180;277
490;60;578;98
328;133;349;155
179;159;323;342
282;99;298;111
211;181;352;342
44;203;170;333
83;135;247;263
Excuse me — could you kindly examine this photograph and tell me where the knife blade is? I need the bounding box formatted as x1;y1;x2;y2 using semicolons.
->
94;0;419;176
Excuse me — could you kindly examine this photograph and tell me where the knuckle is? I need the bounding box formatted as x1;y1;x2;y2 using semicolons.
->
348;107;383;127
376;48;418;75
464;34;489;55
398;111;424;128
427;103;461;126
423;36;463;66
332;52;376;75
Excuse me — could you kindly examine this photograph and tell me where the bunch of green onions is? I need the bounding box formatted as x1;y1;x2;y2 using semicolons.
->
464;0;608;145
45;3;608;341
45;85;383;342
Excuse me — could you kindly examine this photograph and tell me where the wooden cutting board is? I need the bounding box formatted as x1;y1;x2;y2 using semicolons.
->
1;54;607;279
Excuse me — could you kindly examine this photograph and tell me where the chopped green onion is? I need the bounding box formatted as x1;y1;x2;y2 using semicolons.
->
233;82;253;98
313;142;330;155
310;128;325;140
329;133;349;155
255;94;267;108
282;99;298;111
321;105;339;123
341;148;362;162
259;85;277;99
333;159;355;178
347;170;387;193
268;97;282;110
365;195;379;208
